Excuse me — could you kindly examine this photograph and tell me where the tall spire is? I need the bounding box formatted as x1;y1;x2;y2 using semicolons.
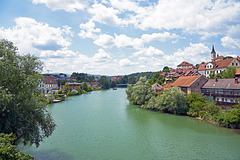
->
211;45;216;61
212;45;215;53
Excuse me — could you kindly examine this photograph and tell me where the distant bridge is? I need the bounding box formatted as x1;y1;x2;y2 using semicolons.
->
116;84;134;87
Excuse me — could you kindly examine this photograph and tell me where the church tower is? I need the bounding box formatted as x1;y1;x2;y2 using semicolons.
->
211;45;216;61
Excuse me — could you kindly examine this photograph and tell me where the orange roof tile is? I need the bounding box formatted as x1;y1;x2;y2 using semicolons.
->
177;61;193;67
198;58;235;71
236;68;240;75
162;83;173;89
172;75;201;87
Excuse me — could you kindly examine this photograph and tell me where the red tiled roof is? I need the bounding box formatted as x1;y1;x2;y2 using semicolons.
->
91;81;100;85
198;58;235;71
44;76;57;84
172;75;201;87
236;68;240;75
214;56;224;60
177;61;193;67
162;83;173;89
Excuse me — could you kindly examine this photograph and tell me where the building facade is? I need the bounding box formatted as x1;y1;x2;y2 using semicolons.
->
201;78;240;108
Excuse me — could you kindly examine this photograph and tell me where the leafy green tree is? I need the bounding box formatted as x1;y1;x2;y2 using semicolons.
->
57;89;63;94
82;82;88;91
221;67;237;79
99;76;111;89
126;77;154;106
0;133;34;160
87;86;93;92
46;91;54;103
162;66;170;72
148;71;165;85
111;81;117;88
209;70;216;79
71;89;78;95
145;87;187;114
63;82;69;93
67;90;73;96
216;109;240;128
76;88;82;95
0;40;55;147
186;92;206;117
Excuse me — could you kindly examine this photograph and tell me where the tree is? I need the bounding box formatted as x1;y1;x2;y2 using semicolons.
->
145;87;187;114
99;76;111;89
46;91;54;103
162;66;170;72
0;133;34;159
63;82;69;93
126;77;154;106
82;82;88;91
148;71;165;85
221;67;237;79
0;40;55;147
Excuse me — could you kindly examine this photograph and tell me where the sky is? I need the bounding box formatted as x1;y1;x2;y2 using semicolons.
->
0;0;240;76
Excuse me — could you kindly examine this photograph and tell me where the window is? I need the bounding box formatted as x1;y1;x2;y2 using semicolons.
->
232;63;234;66
216;98;219;101
236;63;238;66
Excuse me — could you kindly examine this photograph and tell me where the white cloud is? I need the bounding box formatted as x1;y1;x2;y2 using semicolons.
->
78;21;101;39
133;46;164;57
221;36;240;49
92;32;180;49
93;34;115;48
0;17;71;56
32;0;88;12
92;48;112;63
118;58;137;67
88;2;128;26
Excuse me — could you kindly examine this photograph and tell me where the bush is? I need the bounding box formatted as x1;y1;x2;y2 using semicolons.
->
67;90;73;96
57;90;63;94
0;133;34;159
215;109;240;128
71;89;78;95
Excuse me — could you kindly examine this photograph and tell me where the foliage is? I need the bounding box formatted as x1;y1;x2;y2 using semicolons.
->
127;72;155;79
76;88;82;95
46;91;54;103
211;67;237;79
148;71;165;85
71;89;78;95
145;87;188;114
126;77;154;105
221;67;237;79
63;83;69;93
82;82;88;91
57;89;63;94
215;109;240;128
162;66;170;72
87;86;93;92
67;90;73;96
0;133;34;160
0;40;55;147
209;70;216;79
99;76;111;89
111;81;116;88
71;72;95;83
186;93;220;119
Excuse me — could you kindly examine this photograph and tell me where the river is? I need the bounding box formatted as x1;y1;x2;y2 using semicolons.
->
19;88;240;160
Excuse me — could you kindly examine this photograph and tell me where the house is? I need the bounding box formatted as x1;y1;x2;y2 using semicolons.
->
60;82;82;91
111;76;123;81
162;83;173;89
171;75;208;94
235;68;240;78
198;46;240;77
201;78;240;108
39;76;58;94
91;81;100;88
152;83;163;94
198;58;240;77
177;61;194;69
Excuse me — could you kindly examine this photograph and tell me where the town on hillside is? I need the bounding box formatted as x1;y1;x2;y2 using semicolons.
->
40;46;240;108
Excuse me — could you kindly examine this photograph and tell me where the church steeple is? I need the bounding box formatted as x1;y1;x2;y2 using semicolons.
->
211;45;216;61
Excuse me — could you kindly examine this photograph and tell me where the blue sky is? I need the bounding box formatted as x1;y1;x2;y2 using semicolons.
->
0;0;240;76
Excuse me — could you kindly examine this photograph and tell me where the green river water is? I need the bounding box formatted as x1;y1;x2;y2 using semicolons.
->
19;88;240;160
